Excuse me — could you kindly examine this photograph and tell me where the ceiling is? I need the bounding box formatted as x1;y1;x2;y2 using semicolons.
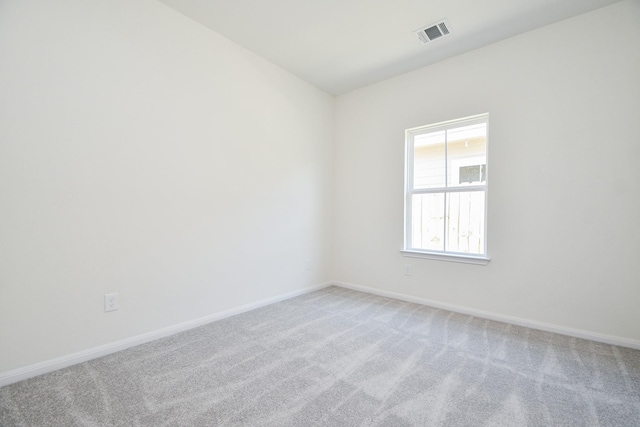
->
157;0;622;95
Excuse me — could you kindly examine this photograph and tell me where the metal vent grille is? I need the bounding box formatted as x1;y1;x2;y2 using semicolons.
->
414;19;452;44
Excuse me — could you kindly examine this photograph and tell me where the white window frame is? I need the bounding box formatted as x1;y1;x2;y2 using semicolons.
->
401;113;490;265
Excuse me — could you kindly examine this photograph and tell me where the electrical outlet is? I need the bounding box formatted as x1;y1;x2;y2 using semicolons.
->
104;293;119;312
404;265;412;276
305;259;311;270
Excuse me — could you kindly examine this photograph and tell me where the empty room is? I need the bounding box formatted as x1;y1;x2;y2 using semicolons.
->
1;0;639;425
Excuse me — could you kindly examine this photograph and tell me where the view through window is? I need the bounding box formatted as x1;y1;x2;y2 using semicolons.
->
404;114;488;261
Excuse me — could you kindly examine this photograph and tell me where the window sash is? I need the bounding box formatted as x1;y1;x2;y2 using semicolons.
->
409;185;486;195
407;190;486;254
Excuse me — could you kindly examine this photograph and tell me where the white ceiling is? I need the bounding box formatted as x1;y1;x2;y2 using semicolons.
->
157;0;621;95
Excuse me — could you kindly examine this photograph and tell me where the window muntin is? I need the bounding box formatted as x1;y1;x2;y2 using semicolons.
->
405;114;489;261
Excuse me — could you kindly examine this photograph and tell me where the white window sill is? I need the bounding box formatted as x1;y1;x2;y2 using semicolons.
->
400;250;490;265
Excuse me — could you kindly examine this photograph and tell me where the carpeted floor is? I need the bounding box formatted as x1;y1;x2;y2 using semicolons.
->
1;286;639;426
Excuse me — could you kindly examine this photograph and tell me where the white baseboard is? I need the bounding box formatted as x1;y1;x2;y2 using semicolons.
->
0;282;332;388
332;281;640;350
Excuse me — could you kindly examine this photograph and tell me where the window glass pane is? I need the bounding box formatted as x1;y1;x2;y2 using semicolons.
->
413;130;445;189
411;193;445;251
447;123;487;187
445;191;486;254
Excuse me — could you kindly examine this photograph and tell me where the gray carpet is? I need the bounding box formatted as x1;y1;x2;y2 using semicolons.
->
1;286;639;426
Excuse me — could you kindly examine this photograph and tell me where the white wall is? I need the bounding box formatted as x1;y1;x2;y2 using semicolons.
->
0;0;333;374
333;1;640;343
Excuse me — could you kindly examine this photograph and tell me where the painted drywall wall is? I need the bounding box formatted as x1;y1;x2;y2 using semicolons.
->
0;0;333;374
333;0;640;342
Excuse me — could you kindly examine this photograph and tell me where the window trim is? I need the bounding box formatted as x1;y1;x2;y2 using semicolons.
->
402;113;490;265
400;250;490;265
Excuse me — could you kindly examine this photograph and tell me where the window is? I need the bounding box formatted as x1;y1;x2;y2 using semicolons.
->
403;114;489;264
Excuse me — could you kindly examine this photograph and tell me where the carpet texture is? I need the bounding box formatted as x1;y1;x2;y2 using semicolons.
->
1;286;639;426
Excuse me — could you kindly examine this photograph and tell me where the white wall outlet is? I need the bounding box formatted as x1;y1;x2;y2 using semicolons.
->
404;265;412;276
104;293;119;312
305;258;311;270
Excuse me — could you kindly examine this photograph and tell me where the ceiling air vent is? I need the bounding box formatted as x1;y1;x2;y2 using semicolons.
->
414;19;452;44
